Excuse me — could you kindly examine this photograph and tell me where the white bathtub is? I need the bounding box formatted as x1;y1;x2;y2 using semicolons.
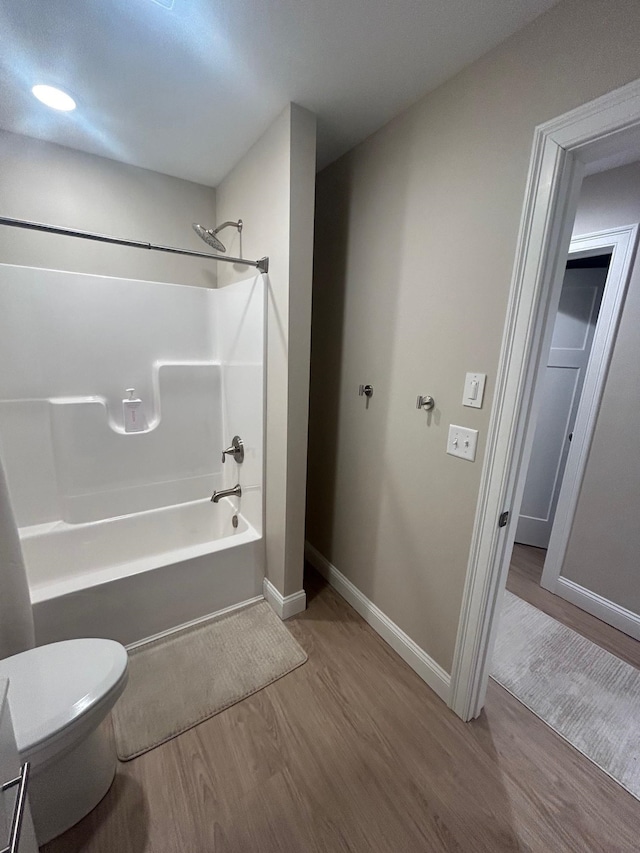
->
21;498;264;647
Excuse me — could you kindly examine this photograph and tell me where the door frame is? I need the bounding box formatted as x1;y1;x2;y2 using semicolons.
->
448;77;640;722
541;225;638;591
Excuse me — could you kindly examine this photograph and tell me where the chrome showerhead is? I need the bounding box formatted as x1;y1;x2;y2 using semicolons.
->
192;219;243;254
192;223;226;253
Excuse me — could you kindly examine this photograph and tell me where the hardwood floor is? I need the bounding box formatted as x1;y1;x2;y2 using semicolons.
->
44;566;640;853
507;543;640;669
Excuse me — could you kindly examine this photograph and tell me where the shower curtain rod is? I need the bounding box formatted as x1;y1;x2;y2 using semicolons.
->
0;215;269;274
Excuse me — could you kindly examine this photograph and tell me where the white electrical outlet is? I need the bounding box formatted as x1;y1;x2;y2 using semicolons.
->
447;424;479;461
463;372;486;408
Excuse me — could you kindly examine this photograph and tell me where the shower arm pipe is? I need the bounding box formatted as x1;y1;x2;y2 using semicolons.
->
0;215;269;274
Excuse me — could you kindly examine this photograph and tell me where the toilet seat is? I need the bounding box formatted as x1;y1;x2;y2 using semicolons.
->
0;639;128;768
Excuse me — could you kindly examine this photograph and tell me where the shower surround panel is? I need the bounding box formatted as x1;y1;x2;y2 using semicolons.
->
0;264;265;645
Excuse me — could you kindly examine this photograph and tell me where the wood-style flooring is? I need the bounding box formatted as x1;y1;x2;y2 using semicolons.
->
508;543;640;670
44;564;640;852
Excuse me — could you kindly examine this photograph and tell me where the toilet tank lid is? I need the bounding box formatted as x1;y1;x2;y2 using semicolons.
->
0;639;128;753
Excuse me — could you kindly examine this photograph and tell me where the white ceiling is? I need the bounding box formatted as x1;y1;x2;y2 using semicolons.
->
0;0;560;187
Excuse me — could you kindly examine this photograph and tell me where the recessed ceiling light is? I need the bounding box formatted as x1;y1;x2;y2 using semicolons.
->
31;85;76;112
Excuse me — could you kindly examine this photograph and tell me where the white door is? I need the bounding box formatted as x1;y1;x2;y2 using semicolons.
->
515;262;607;548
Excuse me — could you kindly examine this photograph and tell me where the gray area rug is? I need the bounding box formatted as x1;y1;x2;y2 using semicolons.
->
112;601;307;760
492;591;640;800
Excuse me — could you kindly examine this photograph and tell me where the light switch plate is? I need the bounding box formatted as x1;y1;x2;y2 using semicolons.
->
463;372;486;408
447;424;479;461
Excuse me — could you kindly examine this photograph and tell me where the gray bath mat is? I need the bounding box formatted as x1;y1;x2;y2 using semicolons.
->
492;591;640;801
112;601;307;760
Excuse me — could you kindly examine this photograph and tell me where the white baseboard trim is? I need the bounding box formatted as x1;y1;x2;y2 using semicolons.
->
305;541;450;702
126;594;264;650
555;576;640;642
263;578;307;620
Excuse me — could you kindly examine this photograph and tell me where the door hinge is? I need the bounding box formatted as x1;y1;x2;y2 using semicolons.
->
498;510;510;528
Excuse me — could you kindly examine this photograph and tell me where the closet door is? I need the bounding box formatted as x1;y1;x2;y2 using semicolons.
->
516;265;606;549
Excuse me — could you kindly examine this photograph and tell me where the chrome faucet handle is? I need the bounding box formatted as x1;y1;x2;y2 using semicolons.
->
221;435;244;464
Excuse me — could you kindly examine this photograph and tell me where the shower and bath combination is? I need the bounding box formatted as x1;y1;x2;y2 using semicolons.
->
0;256;265;635
192;220;243;254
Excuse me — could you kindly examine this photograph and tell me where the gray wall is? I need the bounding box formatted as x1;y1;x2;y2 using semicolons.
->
0;130;217;287
216;104;317;597
307;0;640;672
560;162;640;613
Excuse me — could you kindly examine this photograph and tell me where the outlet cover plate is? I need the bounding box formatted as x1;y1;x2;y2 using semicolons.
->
463;372;486;408
447;424;478;461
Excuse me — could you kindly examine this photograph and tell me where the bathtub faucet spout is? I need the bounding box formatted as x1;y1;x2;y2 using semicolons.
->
211;484;242;503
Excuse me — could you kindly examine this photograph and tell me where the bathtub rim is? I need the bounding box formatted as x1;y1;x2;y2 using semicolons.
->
21;499;260;605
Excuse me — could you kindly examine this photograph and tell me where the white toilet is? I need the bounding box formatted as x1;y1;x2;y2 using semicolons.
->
0;638;128;844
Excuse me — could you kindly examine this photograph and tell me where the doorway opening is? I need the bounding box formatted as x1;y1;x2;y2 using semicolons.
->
515;249;610;552
449;77;640;725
